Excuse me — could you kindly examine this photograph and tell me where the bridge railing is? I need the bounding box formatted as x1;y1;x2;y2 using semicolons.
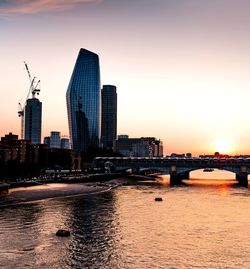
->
93;157;250;170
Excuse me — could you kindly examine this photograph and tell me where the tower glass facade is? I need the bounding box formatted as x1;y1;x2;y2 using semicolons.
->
50;131;61;148
101;85;117;149
24;98;42;144
66;48;101;153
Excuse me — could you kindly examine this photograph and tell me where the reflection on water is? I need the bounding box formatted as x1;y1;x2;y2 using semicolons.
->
66;192;118;268
0;171;249;269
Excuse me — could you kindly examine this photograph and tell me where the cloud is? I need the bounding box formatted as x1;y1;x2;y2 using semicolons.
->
0;0;102;15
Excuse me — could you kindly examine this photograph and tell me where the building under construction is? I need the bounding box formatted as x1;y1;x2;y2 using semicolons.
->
18;62;42;144
24;98;42;144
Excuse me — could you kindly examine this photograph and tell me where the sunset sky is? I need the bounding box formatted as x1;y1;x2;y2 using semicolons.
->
1;0;250;155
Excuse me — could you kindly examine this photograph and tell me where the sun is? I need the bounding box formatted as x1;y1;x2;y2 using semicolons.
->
214;139;232;154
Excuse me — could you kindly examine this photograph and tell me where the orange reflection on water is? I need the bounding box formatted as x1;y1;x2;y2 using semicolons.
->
215;183;231;196
156;175;169;185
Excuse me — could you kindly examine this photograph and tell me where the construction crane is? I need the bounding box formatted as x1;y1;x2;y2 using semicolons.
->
18;62;41;139
17;103;24;140
24;61;40;99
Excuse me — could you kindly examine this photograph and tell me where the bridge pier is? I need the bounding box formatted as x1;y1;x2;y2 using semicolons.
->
236;173;248;186
0;183;9;195
170;171;190;185
183;171;190;180
170;174;183;185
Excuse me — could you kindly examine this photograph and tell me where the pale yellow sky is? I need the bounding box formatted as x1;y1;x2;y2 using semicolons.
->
1;0;250;155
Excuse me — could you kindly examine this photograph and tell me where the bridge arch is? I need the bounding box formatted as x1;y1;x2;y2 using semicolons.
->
189;168;235;179
175;166;239;175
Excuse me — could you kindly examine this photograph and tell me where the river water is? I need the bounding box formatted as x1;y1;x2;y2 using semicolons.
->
0;170;250;269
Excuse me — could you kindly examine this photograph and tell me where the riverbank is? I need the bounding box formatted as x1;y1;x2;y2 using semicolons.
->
0;178;133;206
0;174;159;206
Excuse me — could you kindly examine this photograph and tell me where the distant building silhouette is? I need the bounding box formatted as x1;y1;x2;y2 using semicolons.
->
0;132;73;177
0;133;23;162
66;48;101;153
170;153;192;158
114;135;163;157
44;132;70;149
24;98;42;144
101;85;117;150
44;136;50;147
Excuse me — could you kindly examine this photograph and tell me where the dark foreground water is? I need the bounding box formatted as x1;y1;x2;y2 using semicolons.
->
0;170;250;269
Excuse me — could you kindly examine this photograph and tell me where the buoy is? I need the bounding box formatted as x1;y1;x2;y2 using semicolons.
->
56;229;70;237
155;197;163;201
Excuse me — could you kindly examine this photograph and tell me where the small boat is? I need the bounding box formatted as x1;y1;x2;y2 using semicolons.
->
56;229;70;237
203;168;214;172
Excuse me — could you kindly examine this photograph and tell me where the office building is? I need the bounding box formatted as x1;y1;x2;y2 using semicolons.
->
101;85;117;150
66;48;101;153
44;132;70;150
61;138;70;149
50;131;61;148
24;98;42;144
114;135;163;157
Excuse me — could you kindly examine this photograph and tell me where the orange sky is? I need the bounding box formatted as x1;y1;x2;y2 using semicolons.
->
1;0;250;156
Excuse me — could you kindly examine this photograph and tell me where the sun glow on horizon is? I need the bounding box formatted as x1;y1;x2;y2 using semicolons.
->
213;138;233;154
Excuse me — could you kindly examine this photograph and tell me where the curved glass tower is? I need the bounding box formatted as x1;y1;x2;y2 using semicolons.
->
66;48;101;153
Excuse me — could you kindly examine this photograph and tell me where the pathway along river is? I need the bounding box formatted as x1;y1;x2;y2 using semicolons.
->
0;170;250;269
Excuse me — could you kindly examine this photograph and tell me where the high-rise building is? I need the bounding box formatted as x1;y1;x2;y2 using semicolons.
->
24;98;42;144
66;48;101;153
101;85;117;150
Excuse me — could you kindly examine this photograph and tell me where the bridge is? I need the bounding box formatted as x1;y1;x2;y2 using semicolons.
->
93;157;250;186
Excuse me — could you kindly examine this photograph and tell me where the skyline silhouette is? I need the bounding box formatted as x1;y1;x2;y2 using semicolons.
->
1;0;250;155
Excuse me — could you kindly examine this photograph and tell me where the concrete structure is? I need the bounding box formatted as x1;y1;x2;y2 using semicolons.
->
114;136;163;157
93;157;250;186
66;48;101;153
24;98;42;144
101;85;117;150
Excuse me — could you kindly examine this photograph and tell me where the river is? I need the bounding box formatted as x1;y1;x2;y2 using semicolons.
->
0;170;249;269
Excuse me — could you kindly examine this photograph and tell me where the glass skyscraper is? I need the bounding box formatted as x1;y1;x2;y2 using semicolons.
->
101;85;117;150
66;48;101;153
24;98;42;144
